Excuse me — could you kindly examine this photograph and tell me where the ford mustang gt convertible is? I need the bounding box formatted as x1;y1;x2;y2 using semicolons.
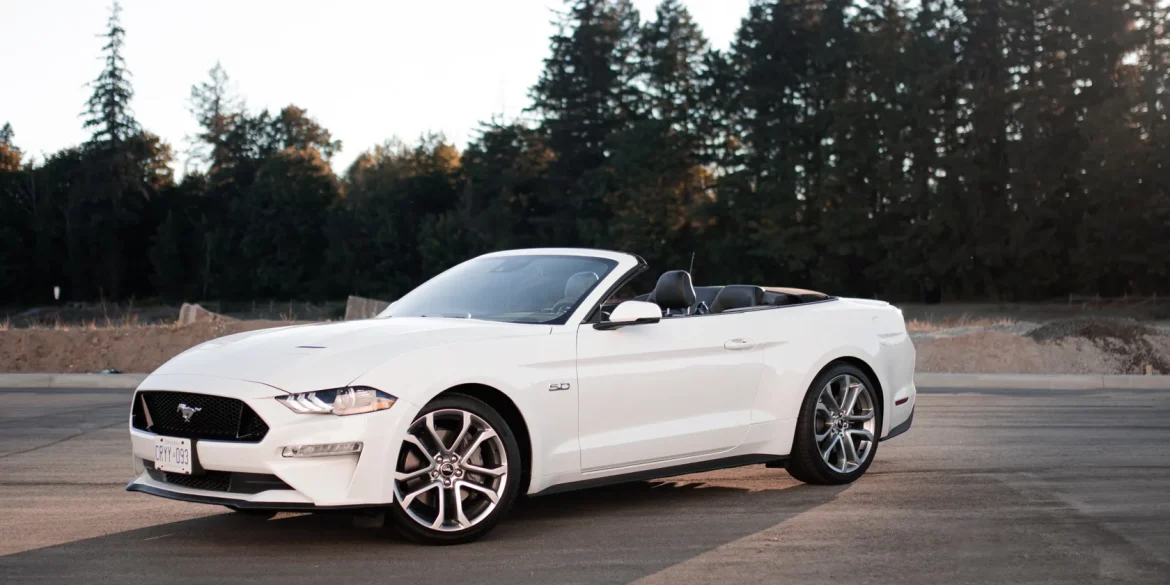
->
127;248;916;544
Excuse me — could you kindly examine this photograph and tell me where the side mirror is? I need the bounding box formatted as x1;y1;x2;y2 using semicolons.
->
594;300;661;330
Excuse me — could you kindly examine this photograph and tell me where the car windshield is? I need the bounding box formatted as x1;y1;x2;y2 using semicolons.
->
382;254;619;325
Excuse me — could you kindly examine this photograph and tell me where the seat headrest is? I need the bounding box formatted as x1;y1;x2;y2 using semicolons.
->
710;285;765;314
651;270;696;310
564;272;599;300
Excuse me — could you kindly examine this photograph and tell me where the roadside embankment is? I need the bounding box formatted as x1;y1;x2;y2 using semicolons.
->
912;317;1170;375
0;321;291;373
2;315;1168;378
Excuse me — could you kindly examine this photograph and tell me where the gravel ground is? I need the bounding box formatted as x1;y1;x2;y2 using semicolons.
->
3;385;1170;584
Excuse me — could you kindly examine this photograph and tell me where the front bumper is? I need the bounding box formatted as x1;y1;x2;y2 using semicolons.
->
126;374;416;508
125;482;373;510
881;407;914;442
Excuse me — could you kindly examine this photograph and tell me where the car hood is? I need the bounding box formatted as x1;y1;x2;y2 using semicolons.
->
150;318;550;393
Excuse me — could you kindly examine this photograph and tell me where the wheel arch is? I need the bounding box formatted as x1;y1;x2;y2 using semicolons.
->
827;356;884;409
436;383;533;494
817;356;886;435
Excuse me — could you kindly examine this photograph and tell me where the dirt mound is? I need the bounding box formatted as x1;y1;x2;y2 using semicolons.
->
0;320;293;373
1027;317;1157;343
1025;318;1169;374
5;314;1169;376
914;331;1123;374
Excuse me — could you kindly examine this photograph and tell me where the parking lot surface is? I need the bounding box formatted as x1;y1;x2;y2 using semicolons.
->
1;385;1168;584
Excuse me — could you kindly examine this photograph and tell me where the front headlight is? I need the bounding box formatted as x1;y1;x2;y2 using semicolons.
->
277;386;397;416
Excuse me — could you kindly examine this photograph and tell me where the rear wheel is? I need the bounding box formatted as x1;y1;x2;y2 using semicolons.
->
387;394;521;545
786;364;881;485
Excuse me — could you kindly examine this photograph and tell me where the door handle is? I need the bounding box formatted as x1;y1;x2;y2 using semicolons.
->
724;338;755;350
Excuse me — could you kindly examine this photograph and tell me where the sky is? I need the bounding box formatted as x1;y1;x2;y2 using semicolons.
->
1;0;751;173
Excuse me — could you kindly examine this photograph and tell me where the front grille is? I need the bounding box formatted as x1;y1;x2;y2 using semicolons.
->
133;391;269;442
144;461;292;494
163;470;232;491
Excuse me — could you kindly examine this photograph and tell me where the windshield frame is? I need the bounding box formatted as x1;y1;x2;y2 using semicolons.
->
378;249;641;326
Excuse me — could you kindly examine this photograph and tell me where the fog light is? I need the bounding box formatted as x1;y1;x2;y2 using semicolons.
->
282;442;363;458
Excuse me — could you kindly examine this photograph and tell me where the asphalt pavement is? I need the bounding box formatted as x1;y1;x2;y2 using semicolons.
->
1;385;1168;584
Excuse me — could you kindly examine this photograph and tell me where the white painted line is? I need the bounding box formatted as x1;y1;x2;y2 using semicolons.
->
915;372;1170;390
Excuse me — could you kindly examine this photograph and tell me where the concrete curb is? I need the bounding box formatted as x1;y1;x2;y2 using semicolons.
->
914;372;1170;390
0;372;1168;390
0;373;148;389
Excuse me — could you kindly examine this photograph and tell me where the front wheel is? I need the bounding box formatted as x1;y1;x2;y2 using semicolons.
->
387;394;522;545
786;364;881;485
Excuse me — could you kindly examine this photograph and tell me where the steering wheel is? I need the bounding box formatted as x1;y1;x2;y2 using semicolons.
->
550;298;576;315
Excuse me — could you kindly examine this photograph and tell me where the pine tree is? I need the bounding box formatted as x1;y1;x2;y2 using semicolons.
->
887;0;965;301
638;0;708;142
189;62;241;172
83;1;138;151
951;0;1012;298
602;0;712;273
72;1;144;300
712;0;819;285
461;120;555;249
529;0;642;246
1131;0;1169;143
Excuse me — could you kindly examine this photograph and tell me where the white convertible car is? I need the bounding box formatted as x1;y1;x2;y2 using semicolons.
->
127;248;916;544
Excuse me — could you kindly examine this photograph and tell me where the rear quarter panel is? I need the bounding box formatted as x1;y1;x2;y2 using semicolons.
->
747;298;915;447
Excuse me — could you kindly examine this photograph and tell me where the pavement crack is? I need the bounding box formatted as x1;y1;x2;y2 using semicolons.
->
0;403;127;427
0;419;125;459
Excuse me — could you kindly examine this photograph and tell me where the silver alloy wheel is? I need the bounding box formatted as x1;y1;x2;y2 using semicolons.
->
392;409;509;532
814;374;876;474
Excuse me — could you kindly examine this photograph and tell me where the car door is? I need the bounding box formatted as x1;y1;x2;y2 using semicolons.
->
575;312;764;472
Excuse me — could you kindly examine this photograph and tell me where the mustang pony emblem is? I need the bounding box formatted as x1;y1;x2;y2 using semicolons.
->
176;403;202;423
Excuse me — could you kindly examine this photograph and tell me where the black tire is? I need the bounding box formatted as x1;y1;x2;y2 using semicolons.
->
786;363;882;485
386;394;522;545
224;506;277;519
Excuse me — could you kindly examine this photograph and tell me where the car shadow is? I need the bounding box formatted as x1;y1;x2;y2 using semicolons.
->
0;475;849;585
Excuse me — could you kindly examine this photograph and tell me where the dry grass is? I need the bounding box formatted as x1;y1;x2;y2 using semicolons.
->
1;317;177;332
905;313;1017;332
3;306;312;334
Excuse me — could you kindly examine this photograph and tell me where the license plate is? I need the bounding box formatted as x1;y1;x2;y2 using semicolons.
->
154;436;193;475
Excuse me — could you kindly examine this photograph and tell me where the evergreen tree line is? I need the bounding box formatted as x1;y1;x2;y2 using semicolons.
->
2;0;1168;305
